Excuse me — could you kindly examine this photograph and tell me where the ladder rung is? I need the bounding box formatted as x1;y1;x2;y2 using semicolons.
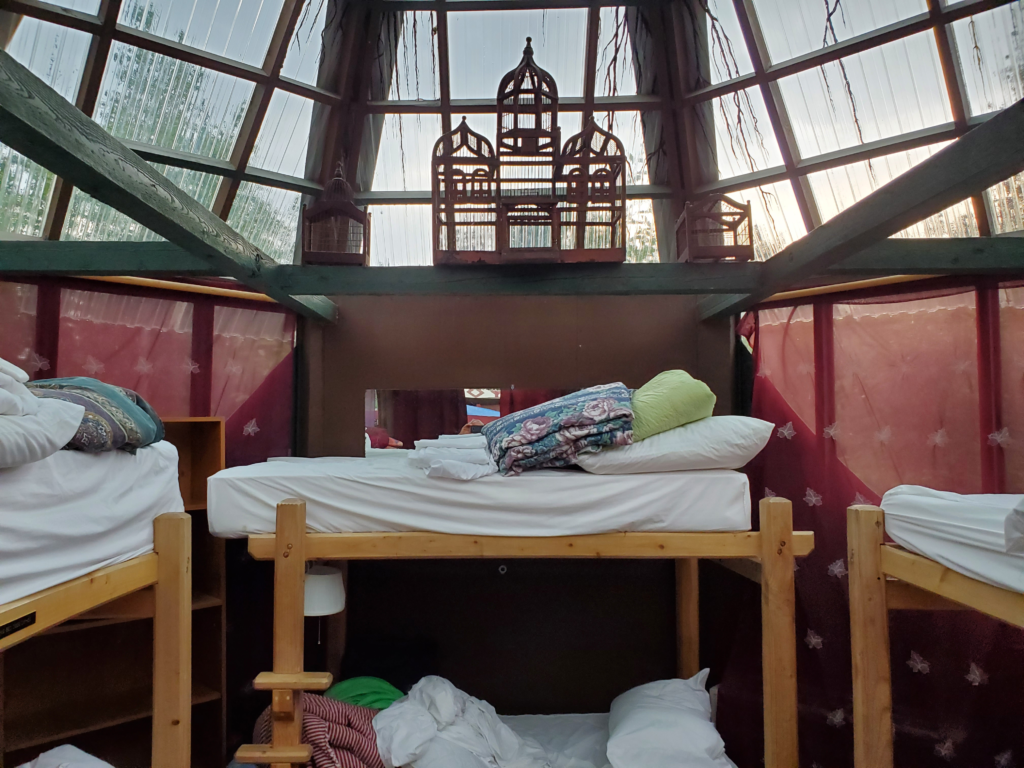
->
253;671;334;691
235;744;313;764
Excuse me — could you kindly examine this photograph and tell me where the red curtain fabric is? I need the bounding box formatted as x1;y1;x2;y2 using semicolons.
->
499;388;571;416
385;389;468;447
717;281;1024;768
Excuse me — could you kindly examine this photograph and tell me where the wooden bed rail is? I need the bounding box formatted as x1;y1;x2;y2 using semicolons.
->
237;496;810;767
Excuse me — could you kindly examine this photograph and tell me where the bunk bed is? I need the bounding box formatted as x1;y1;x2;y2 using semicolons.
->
847;498;1024;768
0;444;193;768
208;458;814;767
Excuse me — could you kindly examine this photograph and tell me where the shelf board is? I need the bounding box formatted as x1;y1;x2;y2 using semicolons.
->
41;592;223;635
5;684;220;752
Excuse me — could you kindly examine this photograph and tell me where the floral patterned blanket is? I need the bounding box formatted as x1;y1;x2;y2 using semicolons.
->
29;377;164;453
482;383;633;475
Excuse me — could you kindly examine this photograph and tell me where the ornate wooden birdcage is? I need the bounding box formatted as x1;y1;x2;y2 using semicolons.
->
432;39;627;265
301;164;370;266
674;194;754;263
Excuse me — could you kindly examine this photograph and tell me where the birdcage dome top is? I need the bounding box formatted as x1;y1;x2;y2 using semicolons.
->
497;37;558;101
321;164;354;204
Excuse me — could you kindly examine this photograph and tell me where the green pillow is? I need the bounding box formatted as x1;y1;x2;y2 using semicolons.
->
631;370;716;441
325;676;404;710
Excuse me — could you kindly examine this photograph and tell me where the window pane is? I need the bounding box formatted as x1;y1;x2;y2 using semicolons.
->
593;111;649;184
448;9;588;99
834;292;981;496
227;182;301;264
369;204;432;266
372;114;443;192
706;86;784;181
706;0;753;84
48;0;101;11
0;282;38;373
57;289;194;417
596;7;639;96
806;143;978;237
751;0;926;65
986;171;1024;235
61;165;220;241
952;3;1024;117
212;306;295;420
95;42;254;160
625;198;659;263
117;0;286;67
249;90;314;176
778;32;952;159
1;18;92;237
386;11;440;101
1000;284;1024;493
732;180;807;260
280;0;328;85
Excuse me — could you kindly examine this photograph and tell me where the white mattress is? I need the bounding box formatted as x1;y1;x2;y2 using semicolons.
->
0;442;184;605
882;485;1024;594
206;452;751;538
501;713;610;768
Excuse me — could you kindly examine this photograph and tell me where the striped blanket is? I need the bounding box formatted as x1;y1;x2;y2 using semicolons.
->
254;694;383;768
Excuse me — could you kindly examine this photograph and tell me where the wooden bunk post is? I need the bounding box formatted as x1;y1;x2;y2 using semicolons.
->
152;512;192;768
847;505;893;768
676;558;700;678
759;496;798;768
273;499;308;767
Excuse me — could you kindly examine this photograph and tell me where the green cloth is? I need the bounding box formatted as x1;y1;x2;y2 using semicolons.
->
631;370;716;441
325;677;404;710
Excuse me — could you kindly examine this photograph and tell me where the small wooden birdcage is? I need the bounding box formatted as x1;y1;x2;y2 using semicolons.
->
432;39;627;265
675;194;754;263
302;165;370;266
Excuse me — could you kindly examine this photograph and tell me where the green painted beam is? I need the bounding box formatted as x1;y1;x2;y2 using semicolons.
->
0;49;336;322
0;240;215;275
835;237;1024;274
699;98;1024;319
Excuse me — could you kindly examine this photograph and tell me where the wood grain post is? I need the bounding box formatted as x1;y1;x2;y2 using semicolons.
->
152;512;192;768
847;505;893;768
759;496;798;768
676;558;700;679
273;499;307;767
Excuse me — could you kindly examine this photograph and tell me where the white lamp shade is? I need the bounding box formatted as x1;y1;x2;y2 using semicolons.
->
304;565;346;616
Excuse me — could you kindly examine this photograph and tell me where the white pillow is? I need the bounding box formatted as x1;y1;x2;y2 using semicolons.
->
0;356;29;384
1006;498;1024;554
0;371;41;416
0;398;85;469
577;416;773;475
607;671;737;768
17;745;115;768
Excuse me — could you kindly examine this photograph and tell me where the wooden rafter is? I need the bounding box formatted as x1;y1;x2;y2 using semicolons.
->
699;98;1024;319
0;48;336;321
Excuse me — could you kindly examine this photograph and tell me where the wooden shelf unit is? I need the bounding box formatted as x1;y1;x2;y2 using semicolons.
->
0;418;227;768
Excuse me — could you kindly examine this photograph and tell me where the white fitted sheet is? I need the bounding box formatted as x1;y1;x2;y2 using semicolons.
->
501;713;610;768
206;453;751;538
0;442;184;605
881;485;1024;594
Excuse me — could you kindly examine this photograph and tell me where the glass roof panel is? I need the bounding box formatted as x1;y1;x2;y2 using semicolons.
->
596;7;638;97
807;142;979;237
448;9;588;99
750;0;927;65
625;198;660;263
280;0;328;85
249;90;314;176
94;42;255;160
117;0;286;68
2;18;92;237
709;86;785;181
985;171;1023;235
706;0;754;84
778;31;952;159
227;182;302;263
952;3;1024;117
593;111;650;184
62;165;220;241
386;11;440;101
372;114;442;192
731;180;808;261
48;0;101;12
368;205;432;266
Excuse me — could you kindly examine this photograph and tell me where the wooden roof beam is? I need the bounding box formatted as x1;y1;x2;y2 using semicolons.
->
0;48;336;322
699;98;1024;319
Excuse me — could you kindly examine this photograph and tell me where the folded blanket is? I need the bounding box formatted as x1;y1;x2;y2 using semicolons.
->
0;371;40;416
482;383;634;475
410;447;494;466
255;694;384;768
414;435;488;450
28;377;164;453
